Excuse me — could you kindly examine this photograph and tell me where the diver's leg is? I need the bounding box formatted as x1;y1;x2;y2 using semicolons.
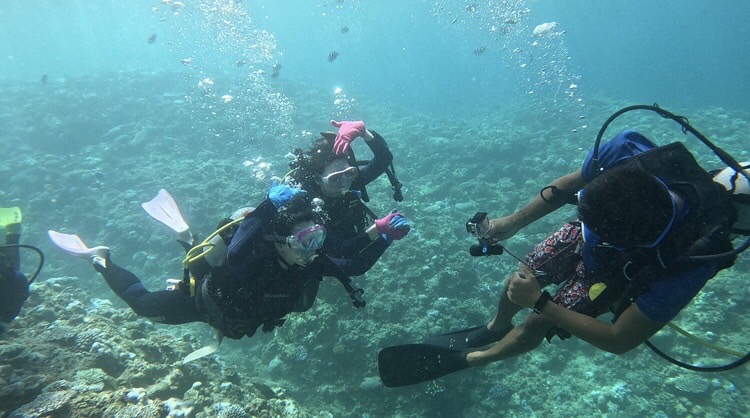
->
459;275;522;348
468;312;555;366
94;259;203;324
3;232;21;271
488;277;524;330
478;222;583;345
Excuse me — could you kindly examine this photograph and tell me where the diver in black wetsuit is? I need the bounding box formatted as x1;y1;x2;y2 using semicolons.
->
0;208;30;333
51;183;389;341
289;120;409;259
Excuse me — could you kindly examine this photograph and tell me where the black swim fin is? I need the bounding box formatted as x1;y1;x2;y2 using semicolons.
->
424;325;511;350
377;326;512;388
378;343;470;388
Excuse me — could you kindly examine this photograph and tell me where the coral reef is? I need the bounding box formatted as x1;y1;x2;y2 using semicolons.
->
0;282;327;418
1;69;748;417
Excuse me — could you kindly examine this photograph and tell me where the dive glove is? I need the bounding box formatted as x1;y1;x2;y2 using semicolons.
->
268;180;305;208
331;120;366;156
375;210;411;241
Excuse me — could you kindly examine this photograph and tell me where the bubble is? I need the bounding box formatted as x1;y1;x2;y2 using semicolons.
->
431;1;586;126
532;22;559;37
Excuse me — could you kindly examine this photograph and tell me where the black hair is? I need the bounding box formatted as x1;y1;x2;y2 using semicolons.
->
578;165;673;247
288;135;345;191
267;194;327;237
287;135;369;238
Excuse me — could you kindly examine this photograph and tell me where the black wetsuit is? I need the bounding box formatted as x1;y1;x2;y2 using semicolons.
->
0;233;30;329
313;130;394;259
96;199;387;338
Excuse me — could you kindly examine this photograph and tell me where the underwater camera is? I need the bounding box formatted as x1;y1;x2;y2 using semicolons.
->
466;212;504;256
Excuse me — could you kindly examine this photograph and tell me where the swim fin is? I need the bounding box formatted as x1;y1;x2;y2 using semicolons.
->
424;325;512;350
182;328;223;364
0;207;22;230
141;189;192;244
47;230;110;268
377;325;513;388
378;343;470;388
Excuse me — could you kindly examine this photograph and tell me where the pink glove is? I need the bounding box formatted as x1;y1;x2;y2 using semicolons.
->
375;210;410;241
331;120;366;156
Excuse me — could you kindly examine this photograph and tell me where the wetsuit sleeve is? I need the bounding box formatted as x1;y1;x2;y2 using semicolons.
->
324;236;389;277
227;199;276;278
581;130;657;182
353;130;394;187
325;231;373;259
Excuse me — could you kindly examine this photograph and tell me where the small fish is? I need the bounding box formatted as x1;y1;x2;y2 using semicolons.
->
148;33;157;44
180;57;193;65
41;74;48;85
465;4;477;12
340;26;349;34
271;63;281;78
328;51;339;62
236;59;247;67
473;45;487;55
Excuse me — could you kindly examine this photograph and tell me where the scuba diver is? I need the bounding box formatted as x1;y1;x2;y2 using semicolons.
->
50;181;406;362
0;207;43;333
288;120;409;259
379;105;750;387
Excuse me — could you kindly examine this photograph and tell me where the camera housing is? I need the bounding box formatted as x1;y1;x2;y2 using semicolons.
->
466;212;490;237
466;212;504;256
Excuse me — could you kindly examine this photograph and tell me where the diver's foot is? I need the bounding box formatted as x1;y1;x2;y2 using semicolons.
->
88;246;110;268
465;325;513;348
177;230;194;247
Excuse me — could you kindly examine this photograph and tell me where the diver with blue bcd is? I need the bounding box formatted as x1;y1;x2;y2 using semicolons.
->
379;104;750;388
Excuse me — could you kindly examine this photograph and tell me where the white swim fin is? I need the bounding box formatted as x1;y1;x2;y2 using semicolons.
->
47;230;110;268
182;328;224;364
142;189;193;244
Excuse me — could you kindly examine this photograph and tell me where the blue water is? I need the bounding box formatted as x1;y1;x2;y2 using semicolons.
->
2;0;748;116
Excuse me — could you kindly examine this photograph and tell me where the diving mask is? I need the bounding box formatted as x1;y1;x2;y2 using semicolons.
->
286;224;326;255
322;166;358;188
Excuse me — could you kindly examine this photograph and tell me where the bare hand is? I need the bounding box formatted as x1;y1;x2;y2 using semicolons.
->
506;266;542;308
486;215;522;242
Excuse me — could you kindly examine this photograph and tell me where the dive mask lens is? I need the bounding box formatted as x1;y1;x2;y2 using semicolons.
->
289;224;326;252
324;167;358;187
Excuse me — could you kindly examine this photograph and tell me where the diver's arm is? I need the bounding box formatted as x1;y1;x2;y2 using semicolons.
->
539;300;664;354
356;130;393;186
487;169;585;241
506;269;663;354
324;237;389;277
467;298;662;366
227;200;276;270
328;231;375;258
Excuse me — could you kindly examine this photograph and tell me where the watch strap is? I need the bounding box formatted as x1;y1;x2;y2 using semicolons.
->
532;290;553;314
